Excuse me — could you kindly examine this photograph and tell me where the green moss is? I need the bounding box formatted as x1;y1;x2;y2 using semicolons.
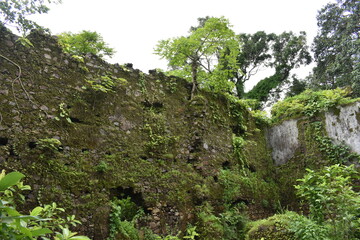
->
245;213;295;240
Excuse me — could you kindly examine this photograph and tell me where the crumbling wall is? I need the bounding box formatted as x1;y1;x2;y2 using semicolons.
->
268;102;360;166
0;25;276;239
325;102;360;154
267;119;299;165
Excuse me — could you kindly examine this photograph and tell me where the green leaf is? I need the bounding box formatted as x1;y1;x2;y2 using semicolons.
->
31;228;53;237
0;171;25;191
30;206;43;216
69;236;91;240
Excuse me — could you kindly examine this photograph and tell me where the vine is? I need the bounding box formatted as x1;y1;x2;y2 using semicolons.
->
0;54;49;118
311;121;360;164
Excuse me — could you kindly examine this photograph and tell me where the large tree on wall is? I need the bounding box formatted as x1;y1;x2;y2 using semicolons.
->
155;17;240;98
311;0;360;95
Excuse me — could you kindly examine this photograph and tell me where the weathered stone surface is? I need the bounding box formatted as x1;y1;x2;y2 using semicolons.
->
325;102;360;154
267;119;299;165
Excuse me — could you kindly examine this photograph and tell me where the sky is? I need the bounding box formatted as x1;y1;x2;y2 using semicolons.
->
30;0;334;90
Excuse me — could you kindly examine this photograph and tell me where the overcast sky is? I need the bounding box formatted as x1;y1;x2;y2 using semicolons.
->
31;0;334;90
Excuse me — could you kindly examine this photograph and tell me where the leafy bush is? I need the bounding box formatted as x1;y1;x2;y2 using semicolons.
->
271;88;356;122
0;170;90;240
107;197;142;240
244;213;295;240
37;138;62;152
295;164;360;239
83;74;127;93
57;30;115;59
288;213;329;240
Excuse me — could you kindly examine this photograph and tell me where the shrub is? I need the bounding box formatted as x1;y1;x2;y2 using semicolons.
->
295;164;360;239
0;170;89;240
271;88;356;122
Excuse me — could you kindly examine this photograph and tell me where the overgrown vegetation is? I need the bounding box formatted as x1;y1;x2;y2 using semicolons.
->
246;164;360;240
271;88;357;123
0;170;90;240
57;31;115;59
0;0;61;34
1;0;359;239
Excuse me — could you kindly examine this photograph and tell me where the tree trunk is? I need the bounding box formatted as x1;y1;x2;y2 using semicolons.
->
191;60;198;99
235;77;245;99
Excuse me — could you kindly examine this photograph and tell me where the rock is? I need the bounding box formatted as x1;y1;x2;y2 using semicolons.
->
44;53;52;60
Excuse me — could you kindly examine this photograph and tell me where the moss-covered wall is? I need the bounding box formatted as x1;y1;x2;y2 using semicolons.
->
0;26;279;239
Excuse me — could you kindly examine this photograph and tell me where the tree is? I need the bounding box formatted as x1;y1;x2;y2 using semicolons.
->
312;0;360;94
57;30;116;59
155;17;240;98
0;0;61;35
234;31;275;98
246;31;312;102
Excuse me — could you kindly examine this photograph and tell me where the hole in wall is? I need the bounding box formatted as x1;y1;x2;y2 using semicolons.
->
28;142;37;149
9;145;17;156
110;186;150;214
69;117;82;123
222;161;231;170
0;137;9;146
141;100;164;113
213;175;218;182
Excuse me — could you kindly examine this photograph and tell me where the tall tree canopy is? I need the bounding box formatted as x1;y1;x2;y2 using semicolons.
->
311;0;360;95
234;31;275;97
0;0;61;34
245;31;312;102
155;17;240;98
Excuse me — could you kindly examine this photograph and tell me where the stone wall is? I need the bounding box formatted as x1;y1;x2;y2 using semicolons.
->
325;102;360;154
268;102;360;166
0;26;276;238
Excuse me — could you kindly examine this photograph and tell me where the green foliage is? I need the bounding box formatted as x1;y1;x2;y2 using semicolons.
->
153;226;199;240
16;36;34;48
155;16;240;96
0;170;89;240
246;72;284;102
310;121;360;164
54;102;72;123
220;207;248;240
234;31;274;98
58;30;115;59
287;212;329;240
250;110;271;126
244;31;311;102
37;138;62;152
286;75;307;98
226;94;248;134
312;0;360;94
235;31;311;100
271;88;356;122
190;201;247;239
196;203;224;240
0;0;61;34
83;74;127;93
143;111;178;157
218;168;280;213
295;164;360;239
95;160;110;173
107;197;142;240
232;135;247;169
245;213;294;240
